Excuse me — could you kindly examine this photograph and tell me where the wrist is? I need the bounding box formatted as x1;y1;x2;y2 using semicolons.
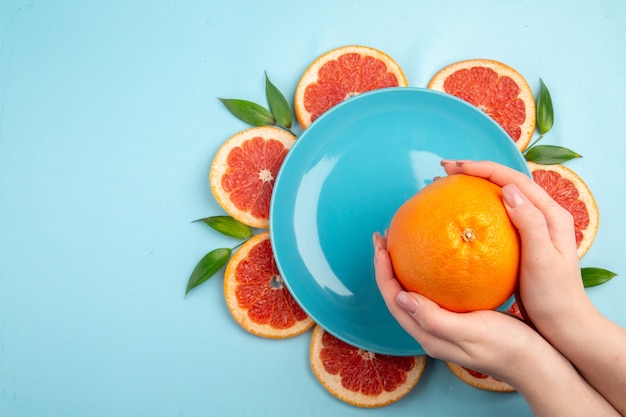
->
538;295;601;350
504;336;619;417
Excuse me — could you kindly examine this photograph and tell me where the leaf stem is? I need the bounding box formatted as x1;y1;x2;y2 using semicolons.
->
279;125;296;136
523;134;545;155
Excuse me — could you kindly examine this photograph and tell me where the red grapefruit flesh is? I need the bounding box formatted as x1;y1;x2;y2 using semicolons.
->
428;59;536;151
294;45;408;129
528;162;599;258
310;325;426;407
210;126;296;229
224;232;314;338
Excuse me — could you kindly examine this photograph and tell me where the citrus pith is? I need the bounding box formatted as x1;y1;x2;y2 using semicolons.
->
428;59;535;151
224;231;314;338
294;45;407;129
309;325;426;408
386;174;520;313
210;126;296;229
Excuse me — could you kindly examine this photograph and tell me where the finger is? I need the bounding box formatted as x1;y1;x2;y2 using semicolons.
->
395;291;482;361
441;159;533;188
372;235;453;350
441;160;553;209
373;233;405;313
397;292;476;342
502;183;578;258
501;183;555;260
373;237;433;339
374;232;472;343
372;231;387;251
442;160;576;255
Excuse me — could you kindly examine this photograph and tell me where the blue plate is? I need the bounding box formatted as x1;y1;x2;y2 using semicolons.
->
270;87;530;356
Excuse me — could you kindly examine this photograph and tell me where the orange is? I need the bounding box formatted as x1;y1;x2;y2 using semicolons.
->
445;362;515;392
294;45;407;129
386;174;520;313
527;162;599;258
210;126;296;229
428;59;536;151
309;325;426;408
224;231;314;338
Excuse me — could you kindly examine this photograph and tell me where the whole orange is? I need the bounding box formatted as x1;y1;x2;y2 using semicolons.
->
386;174;520;313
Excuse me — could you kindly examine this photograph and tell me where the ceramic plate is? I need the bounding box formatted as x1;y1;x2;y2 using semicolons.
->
270;87;530;356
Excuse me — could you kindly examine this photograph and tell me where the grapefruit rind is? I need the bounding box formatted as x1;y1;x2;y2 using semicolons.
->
209;126;296;229
427;58;536;151
446;361;516;393
224;232;315;339
294;45;408;130
309;325;426;408
527;162;599;258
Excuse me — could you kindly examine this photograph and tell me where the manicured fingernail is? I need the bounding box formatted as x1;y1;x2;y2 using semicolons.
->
502;184;526;208
440;159;470;167
372;235;381;264
396;291;418;314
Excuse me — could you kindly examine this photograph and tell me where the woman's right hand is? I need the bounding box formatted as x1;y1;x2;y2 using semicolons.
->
441;160;626;415
440;160;589;335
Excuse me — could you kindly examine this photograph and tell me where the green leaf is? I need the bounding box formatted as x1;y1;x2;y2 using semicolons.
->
536;79;554;135
524;144;582;164
581;267;617;288
219;98;275;127
194;215;253;239
185;248;232;296
265;73;293;129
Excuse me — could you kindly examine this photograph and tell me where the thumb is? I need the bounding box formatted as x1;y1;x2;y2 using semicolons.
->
396;291;468;341
501;184;553;259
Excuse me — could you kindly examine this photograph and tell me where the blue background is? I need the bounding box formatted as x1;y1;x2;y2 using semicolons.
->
1;1;625;416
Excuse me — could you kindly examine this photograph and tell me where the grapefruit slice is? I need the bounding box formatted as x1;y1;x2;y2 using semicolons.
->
428;59;535;151
294;45;408;129
310;325;426;408
528;162;599;258
224;231;314;338
507;300;524;319
446;362;515;392
210;126;296;229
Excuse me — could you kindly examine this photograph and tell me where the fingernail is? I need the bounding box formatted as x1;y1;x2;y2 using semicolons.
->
372;235;381;264
502;184;526;208
440;159;469;167
396;291;418;314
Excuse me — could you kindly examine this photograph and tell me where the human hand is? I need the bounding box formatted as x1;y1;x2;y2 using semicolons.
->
374;159;625;415
374;231;621;417
439;160;590;336
373;231;539;381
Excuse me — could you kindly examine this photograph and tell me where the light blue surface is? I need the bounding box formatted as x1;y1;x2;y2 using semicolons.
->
271;88;529;356
1;1;625;416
